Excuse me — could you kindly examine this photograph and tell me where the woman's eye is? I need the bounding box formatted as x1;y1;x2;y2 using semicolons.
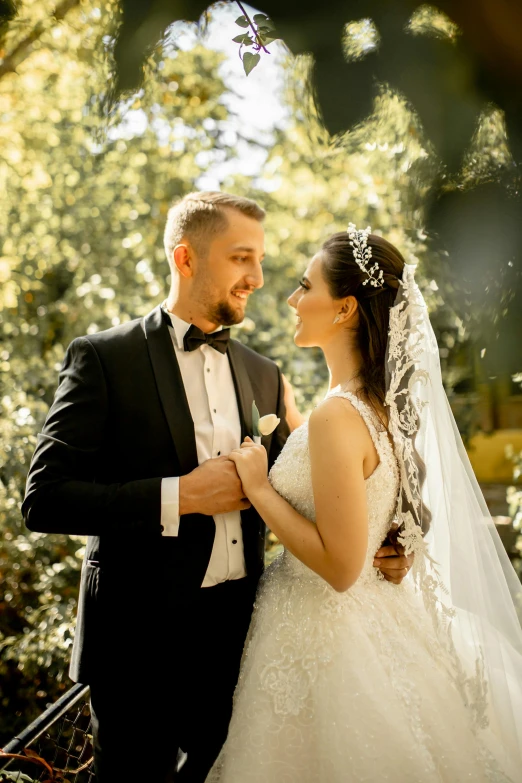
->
298;280;308;290
234;256;248;262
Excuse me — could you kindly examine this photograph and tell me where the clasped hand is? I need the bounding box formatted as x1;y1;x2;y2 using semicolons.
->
228;438;413;585
228;436;269;498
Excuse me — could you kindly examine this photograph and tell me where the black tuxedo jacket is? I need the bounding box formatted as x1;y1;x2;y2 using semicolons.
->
22;305;290;683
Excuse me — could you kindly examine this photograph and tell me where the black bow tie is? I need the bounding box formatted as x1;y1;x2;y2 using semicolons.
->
183;324;231;354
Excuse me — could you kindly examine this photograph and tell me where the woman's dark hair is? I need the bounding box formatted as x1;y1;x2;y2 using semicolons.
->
321;231;430;547
321;231;405;415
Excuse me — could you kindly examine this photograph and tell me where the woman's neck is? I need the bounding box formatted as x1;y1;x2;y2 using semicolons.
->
323;335;363;394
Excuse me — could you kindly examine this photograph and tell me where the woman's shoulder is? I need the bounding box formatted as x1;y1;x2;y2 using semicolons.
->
309;394;370;440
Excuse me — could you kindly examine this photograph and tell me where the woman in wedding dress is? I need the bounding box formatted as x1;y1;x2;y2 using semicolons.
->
206;227;522;782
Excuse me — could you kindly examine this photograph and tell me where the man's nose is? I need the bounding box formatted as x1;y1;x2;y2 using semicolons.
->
246;262;264;290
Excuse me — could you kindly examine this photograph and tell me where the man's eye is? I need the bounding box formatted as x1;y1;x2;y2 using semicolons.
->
233;256;248;262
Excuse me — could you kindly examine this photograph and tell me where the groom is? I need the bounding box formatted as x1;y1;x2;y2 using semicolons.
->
23;191;412;783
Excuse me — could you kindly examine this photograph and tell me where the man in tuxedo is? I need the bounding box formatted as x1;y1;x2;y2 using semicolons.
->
23;192;289;782
23;191;412;782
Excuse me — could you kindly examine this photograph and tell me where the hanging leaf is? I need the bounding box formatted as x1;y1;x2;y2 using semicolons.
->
259;36;277;46
258;25;276;36
242;51;260;76
232;34;252;45
259;36;278;46
257;29;278;45
235;15;250;28
253;14;274;29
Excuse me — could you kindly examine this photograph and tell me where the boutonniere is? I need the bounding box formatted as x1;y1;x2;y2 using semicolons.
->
252;401;280;445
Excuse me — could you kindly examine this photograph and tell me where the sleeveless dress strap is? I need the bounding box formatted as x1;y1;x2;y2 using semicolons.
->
326;391;389;463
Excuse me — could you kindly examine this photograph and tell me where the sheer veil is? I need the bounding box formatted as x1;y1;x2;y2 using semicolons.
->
386;265;522;771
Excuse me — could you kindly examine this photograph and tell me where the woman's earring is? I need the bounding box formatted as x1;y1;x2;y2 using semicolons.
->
333;315;340;324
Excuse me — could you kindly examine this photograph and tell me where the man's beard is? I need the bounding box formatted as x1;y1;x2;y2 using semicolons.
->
207;298;245;327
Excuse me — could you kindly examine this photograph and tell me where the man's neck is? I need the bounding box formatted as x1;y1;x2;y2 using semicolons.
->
164;294;219;334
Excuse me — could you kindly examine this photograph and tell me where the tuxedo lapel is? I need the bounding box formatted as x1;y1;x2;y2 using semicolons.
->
143;305;198;475
227;339;255;441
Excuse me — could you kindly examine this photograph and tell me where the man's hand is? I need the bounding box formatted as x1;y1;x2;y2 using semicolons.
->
179;457;251;517
373;524;414;585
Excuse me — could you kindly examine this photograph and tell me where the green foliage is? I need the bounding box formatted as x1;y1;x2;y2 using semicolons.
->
0;0;234;743
231;6;278;75
1;0;520;746
242;51;260;76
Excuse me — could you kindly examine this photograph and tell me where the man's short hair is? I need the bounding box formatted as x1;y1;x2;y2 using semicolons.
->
163;191;265;263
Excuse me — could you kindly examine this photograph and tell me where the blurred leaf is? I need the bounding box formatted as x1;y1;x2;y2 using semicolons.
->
0;0;16;24
253;14;274;29
235;15;249;29
242;51;260;76
232;33;251;45
258;32;278;46
0;0;238;745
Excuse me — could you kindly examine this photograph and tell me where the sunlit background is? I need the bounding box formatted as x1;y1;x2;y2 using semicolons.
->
0;0;521;743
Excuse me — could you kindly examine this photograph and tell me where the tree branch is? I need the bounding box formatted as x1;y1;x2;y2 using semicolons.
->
235;0;270;54
0;0;81;80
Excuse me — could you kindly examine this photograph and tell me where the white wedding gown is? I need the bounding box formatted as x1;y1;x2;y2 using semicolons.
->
206;392;518;783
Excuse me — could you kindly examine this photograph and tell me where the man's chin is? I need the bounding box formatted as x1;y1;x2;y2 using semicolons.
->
209;300;246;327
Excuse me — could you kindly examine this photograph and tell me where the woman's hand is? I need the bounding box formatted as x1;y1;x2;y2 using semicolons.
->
228;437;269;499
282;374;306;432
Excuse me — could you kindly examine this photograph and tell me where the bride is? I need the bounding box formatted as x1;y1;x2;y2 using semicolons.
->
206;226;522;782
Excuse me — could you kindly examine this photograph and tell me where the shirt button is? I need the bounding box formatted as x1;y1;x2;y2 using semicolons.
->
232;539;238;545
213;408;217;413
217;451;221;456
206;368;210;373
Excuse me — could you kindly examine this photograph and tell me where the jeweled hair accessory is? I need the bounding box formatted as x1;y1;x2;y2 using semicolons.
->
347;223;384;288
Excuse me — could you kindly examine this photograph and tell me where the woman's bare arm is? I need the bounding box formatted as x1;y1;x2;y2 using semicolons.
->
231;397;372;592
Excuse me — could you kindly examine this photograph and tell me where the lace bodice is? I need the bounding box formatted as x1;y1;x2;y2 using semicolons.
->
268;391;400;586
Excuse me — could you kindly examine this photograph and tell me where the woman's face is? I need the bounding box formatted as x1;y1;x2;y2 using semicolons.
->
287;253;341;348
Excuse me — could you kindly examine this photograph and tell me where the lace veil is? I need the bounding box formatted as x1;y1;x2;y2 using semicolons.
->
386;265;522;769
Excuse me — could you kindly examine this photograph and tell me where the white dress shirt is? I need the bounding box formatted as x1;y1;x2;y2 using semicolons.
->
160;309;247;587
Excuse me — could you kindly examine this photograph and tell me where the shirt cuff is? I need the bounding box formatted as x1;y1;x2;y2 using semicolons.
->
161;477;180;536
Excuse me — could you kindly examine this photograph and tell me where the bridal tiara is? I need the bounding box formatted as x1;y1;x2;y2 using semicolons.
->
347;223;384;288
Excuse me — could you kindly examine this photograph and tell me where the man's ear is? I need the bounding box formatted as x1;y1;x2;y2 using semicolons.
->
173;243;193;279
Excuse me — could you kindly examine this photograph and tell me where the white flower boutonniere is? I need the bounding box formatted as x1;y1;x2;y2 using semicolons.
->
252;401;280;445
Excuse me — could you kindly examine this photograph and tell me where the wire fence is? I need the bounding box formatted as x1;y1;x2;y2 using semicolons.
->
0;684;95;783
